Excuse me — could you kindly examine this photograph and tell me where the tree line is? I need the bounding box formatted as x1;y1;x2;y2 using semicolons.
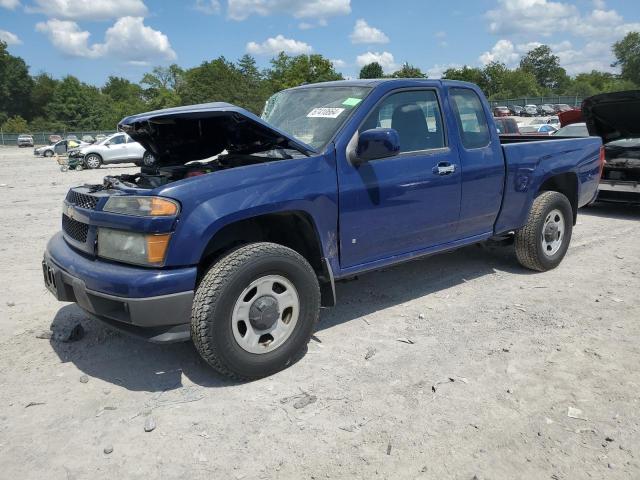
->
359;33;640;101
1;32;639;133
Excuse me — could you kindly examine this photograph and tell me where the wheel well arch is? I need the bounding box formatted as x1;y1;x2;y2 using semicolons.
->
197;211;335;306
538;172;579;224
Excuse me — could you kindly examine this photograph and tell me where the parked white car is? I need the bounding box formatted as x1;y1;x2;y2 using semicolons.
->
34;139;88;157
69;133;155;169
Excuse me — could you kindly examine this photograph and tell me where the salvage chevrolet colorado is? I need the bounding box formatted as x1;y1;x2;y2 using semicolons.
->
43;79;604;379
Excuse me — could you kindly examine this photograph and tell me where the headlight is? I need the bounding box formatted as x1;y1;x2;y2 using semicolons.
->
98;228;171;266
103;196;179;217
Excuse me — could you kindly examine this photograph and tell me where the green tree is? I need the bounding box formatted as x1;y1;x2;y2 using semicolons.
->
30;73;57;119
359;62;384;79
141;64;183;109
2;115;29;133
519;45;569;91
102;76;143;103
0;41;34;121
180;56;246;106
45;76;111;130
267;53;343;91
391;62;426;78
443;65;486;88
236;54;271;113
612;32;640;85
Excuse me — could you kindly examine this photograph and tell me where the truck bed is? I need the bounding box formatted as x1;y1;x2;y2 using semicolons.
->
499;134;588;144
494;136;602;234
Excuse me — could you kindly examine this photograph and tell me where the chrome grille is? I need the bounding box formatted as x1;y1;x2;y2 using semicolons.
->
66;190;98;210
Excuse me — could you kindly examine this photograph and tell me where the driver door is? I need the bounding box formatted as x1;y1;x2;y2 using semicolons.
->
337;89;462;268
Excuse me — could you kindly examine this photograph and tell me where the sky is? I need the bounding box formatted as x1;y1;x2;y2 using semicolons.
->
1;0;639;86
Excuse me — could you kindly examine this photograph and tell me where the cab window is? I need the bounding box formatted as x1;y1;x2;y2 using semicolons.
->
450;88;491;149
360;90;445;153
109;135;126;145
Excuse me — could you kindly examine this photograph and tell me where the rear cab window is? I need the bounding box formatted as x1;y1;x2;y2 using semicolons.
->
450;88;491;149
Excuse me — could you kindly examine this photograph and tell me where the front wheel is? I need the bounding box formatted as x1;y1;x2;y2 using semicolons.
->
84;154;101;169
44;150;53;157
515;191;573;271
191;243;320;380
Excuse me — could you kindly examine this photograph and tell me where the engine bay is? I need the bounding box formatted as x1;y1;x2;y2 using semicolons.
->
101;152;292;189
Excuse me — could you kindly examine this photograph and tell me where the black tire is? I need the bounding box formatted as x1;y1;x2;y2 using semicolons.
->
84;153;102;169
44;150;53;157
191;242;320;380
515;191;573;271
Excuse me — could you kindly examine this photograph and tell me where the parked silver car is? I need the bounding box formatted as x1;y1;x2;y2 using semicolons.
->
17;134;34;147
71;133;155;169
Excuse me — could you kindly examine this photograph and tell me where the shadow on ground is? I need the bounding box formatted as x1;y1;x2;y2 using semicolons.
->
49;242;525;391
579;201;640;221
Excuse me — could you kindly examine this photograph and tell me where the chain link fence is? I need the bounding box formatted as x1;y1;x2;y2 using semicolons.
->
488;95;583;108
0;130;117;146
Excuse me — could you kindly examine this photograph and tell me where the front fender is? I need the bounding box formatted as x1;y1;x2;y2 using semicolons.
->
158;153;339;268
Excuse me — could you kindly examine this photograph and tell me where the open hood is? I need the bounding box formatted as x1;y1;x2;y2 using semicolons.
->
118;102;316;165
582;90;640;143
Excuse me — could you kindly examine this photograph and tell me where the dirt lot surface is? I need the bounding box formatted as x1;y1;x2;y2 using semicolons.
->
0;146;639;480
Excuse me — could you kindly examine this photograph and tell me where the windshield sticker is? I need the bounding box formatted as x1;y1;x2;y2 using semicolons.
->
342;97;362;107
307;107;345;118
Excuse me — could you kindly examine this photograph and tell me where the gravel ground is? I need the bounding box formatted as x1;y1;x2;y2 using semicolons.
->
0;146;639;480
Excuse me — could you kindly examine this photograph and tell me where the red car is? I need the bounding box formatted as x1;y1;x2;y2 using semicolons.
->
493;106;510;117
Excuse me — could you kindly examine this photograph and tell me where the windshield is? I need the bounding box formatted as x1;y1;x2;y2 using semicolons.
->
261;86;372;150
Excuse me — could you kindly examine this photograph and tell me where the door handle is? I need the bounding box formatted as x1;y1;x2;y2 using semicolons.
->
433;162;456;175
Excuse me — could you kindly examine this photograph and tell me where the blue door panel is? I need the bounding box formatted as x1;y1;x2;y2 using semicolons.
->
337;148;461;267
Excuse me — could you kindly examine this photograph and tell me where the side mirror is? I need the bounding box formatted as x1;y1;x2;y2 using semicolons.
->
353;128;400;164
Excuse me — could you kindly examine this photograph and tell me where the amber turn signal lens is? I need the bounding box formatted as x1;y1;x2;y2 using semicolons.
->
146;234;171;264
149;198;179;216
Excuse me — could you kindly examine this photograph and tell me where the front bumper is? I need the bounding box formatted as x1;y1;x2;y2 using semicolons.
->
43;232;197;343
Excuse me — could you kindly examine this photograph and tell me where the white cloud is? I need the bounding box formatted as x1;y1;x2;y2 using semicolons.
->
486;0;577;37
427;63;461;79
194;0;220;15
355;51;397;72
349;19;389;44
0;0;19;9
479;39;519;66
36;17;176;63
27;0;147;20
246;34;312;55
36;19;101;57
0;29;21;45
331;58;346;68
486;0;640;41
228;0;350;21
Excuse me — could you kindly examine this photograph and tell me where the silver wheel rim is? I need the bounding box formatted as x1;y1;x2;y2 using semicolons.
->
541;208;565;256
231;274;299;354
85;155;100;168
143;153;155;166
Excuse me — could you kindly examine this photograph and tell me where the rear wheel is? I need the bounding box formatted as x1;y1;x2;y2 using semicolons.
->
191;242;320;380
84;154;101;169
515;191;573;271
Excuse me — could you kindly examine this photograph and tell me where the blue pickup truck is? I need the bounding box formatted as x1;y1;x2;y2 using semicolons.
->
43;79;603;379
